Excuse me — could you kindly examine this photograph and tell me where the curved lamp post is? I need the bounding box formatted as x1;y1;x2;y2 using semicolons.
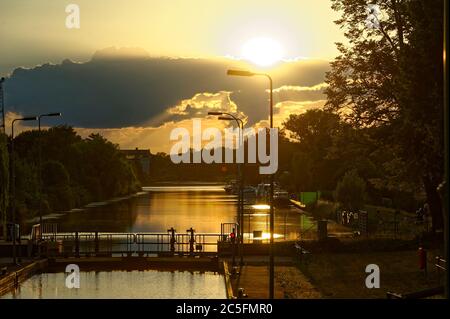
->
11;116;38;264
38;113;62;237
226;69;275;299
208;111;244;267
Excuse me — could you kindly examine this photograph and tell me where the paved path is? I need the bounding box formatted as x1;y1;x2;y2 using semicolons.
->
229;257;322;299
231;265;285;299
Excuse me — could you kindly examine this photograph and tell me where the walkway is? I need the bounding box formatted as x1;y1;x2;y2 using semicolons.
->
229;257;322;299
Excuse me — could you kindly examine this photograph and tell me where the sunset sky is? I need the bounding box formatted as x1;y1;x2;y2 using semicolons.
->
1;0;348;153
1;0;344;72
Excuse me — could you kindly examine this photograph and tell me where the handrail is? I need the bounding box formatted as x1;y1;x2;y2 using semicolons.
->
40;231;224;256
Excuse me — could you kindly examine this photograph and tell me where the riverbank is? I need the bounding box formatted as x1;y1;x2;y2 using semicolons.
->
0;259;48;296
25;190;149;225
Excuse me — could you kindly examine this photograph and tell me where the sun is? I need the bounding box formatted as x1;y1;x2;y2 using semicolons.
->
241;37;283;67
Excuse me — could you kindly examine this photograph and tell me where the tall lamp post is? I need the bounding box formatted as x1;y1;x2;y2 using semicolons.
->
208;111;244;266
441;0;448;298
11;116;37;264
38;113;61;237
226;69;275;299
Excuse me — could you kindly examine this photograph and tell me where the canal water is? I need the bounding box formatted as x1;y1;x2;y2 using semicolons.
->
6;185;309;299
1;270;226;299
33;184;306;241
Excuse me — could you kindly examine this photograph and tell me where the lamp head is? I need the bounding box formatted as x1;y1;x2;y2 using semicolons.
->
40;112;62;118
218;116;233;121
47;112;62;117
21;116;38;121
227;69;255;77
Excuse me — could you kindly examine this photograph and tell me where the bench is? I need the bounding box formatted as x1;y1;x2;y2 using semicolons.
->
386;286;444;299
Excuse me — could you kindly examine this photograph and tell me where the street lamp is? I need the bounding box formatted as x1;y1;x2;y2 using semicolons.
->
441;0;448;298
0;77;5;133
38;113;62;237
208;111;245;267
11;116;37;264
227;69;275;299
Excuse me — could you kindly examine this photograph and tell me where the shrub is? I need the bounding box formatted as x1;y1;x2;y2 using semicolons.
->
334;169;366;211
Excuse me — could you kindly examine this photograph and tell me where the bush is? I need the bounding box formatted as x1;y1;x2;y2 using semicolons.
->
334;169;366;211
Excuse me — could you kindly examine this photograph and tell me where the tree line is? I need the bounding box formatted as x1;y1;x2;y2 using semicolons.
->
281;0;444;233
0;126;141;237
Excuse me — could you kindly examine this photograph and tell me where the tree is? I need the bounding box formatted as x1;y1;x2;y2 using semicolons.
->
335;169;366;211
10;127;140;220
283;109;343;191
78;133;139;199
290;151;313;192
42;160;74;211
325;0;444;231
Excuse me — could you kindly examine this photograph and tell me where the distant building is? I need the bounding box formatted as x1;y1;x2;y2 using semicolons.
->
120;148;151;174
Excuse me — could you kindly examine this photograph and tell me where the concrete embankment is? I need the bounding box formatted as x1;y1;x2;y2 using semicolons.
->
0;256;222;296
0;259;48;296
221;261;234;299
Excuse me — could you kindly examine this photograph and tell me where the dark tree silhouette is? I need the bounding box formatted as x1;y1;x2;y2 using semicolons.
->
325;0;444;231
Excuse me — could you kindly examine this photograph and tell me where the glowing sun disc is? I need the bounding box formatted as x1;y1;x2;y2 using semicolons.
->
242;37;283;66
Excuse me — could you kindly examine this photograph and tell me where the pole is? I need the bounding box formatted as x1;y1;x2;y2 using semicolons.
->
38;117;42;239
36;112;61;241
219;113;245;266
442;0;448;298
238;119;244;266
268;75;274;299
9;116;37;263
225;70;275;297
236;126;241;268
231;227;236;268
11;120;16;264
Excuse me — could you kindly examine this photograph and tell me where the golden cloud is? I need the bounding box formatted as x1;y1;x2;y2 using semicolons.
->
167;91;238;115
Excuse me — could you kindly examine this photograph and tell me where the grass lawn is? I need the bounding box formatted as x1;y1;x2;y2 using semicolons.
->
298;249;444;298
307;200;425;239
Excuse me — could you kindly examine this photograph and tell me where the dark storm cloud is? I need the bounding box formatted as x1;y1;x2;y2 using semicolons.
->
3;48;330;128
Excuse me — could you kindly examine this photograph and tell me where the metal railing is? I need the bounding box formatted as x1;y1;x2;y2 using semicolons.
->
40;231;223;257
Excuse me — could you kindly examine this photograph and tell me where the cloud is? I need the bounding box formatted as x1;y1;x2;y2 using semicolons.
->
75;118;235;154
3;49;330;129
272;83;328;92
274;100;326;126
167;91;238;116
252;99;326;131
4;111;35;136
3;48;331;152
271;83;327;103
8;99;324;153
91;47;151;61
